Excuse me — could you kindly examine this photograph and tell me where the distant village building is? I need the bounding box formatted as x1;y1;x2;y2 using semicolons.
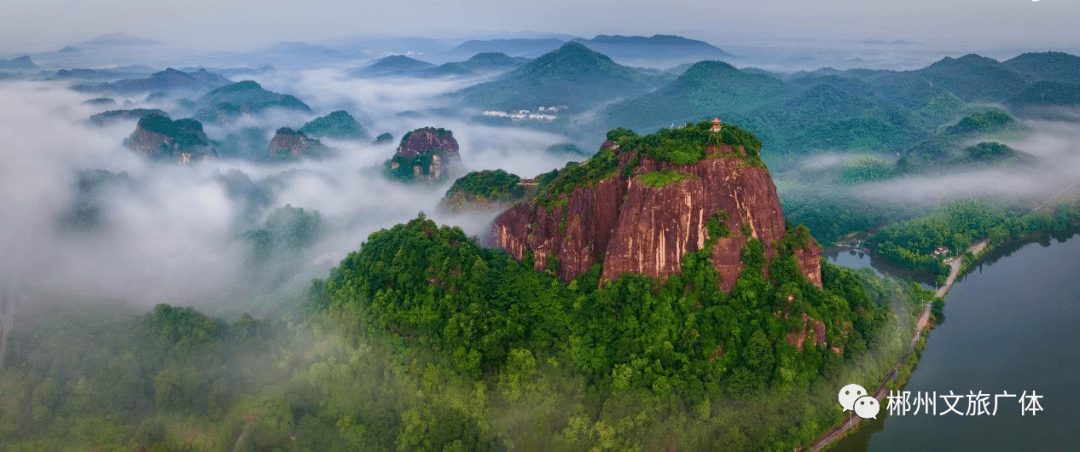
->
485;106;559;121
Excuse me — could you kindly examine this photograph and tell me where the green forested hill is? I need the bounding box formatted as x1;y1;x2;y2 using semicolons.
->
1004;51;1080;84
598;51;1079;157
194;81;312;123
602;61;791;133
0;213;929;451
455;42;670;111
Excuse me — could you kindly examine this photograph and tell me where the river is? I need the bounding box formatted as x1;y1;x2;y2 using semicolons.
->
827;230;1080;451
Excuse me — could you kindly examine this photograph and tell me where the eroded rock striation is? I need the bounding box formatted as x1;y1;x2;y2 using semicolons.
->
492;121;821;292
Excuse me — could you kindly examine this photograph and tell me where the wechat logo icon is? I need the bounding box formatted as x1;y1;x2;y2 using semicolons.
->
839;383;880;419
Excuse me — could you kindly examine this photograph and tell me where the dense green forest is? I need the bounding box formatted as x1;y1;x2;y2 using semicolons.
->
440;170;529;213
865;198;1080;282
0;215;931;451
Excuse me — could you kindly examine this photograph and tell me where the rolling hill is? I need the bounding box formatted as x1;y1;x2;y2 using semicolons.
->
454;42;669;111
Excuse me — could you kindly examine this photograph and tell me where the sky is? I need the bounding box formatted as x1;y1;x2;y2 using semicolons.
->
2;0;1078;54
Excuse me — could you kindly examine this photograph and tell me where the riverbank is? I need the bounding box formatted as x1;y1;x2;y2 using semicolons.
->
804;239;987;451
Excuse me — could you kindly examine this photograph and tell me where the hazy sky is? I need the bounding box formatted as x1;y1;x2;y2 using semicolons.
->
3;0;1078;54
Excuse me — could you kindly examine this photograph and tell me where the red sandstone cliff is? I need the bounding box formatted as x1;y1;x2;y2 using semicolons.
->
386;127;461;182
125;115;213;164
493;141;822;292
269;128;320;157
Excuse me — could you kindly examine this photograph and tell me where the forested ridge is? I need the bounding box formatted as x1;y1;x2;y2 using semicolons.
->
0;214;930;451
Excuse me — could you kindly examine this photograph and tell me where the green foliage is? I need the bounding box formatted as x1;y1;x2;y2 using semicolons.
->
603;60;790;134
1009;81;1080;108
458;42;666;111
299;110;367;140
864;198;1001;281
964;142;1024;164
866;198;1080;281
444;170;525;202
3;211;923;452
947;110;1014;136
243;204;323;292
0;303;279;450
322;215;889;402
136;114;208;149
779;186;886;246
545;142;589;157
638;170;697;188
385;152;436;181
194;81;312;123
533;150;620;208
837;155;895;185
614;120;763;166
706;210;730;240
931;297;946;324
900;109;1028;171
374;132;394;144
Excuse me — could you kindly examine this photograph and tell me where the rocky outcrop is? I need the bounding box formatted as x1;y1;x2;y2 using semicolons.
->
492;129;822;292
384;127;461;182
125;114;214;163
268;127;322;157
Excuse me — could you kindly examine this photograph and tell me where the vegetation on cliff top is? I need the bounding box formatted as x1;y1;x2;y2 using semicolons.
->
612;119;763;165
443;169;525;204
298;110;367;140
134;114;209;149
532;121;764;208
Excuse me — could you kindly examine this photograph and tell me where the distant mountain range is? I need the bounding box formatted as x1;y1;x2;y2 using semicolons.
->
448;38;565;59
419;52;530;77
193;80;312;123
454;42;672;111
72;68;232;95
571;34;733;66
597;50;1080;153
446;34;731;67
0;55;37;70
351;55;436;77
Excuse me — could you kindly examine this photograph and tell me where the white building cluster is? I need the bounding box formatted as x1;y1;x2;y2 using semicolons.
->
482;105;564;121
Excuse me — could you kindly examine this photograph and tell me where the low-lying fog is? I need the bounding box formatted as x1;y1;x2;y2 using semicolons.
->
0;76;573;312
3;68;1079;315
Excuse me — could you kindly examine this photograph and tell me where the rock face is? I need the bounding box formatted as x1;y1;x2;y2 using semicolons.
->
492;133;821;292
125;114;214;163
385;127;461;182
268;127;322;157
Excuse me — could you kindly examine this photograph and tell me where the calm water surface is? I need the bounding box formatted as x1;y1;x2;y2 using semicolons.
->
830;231;1080;451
